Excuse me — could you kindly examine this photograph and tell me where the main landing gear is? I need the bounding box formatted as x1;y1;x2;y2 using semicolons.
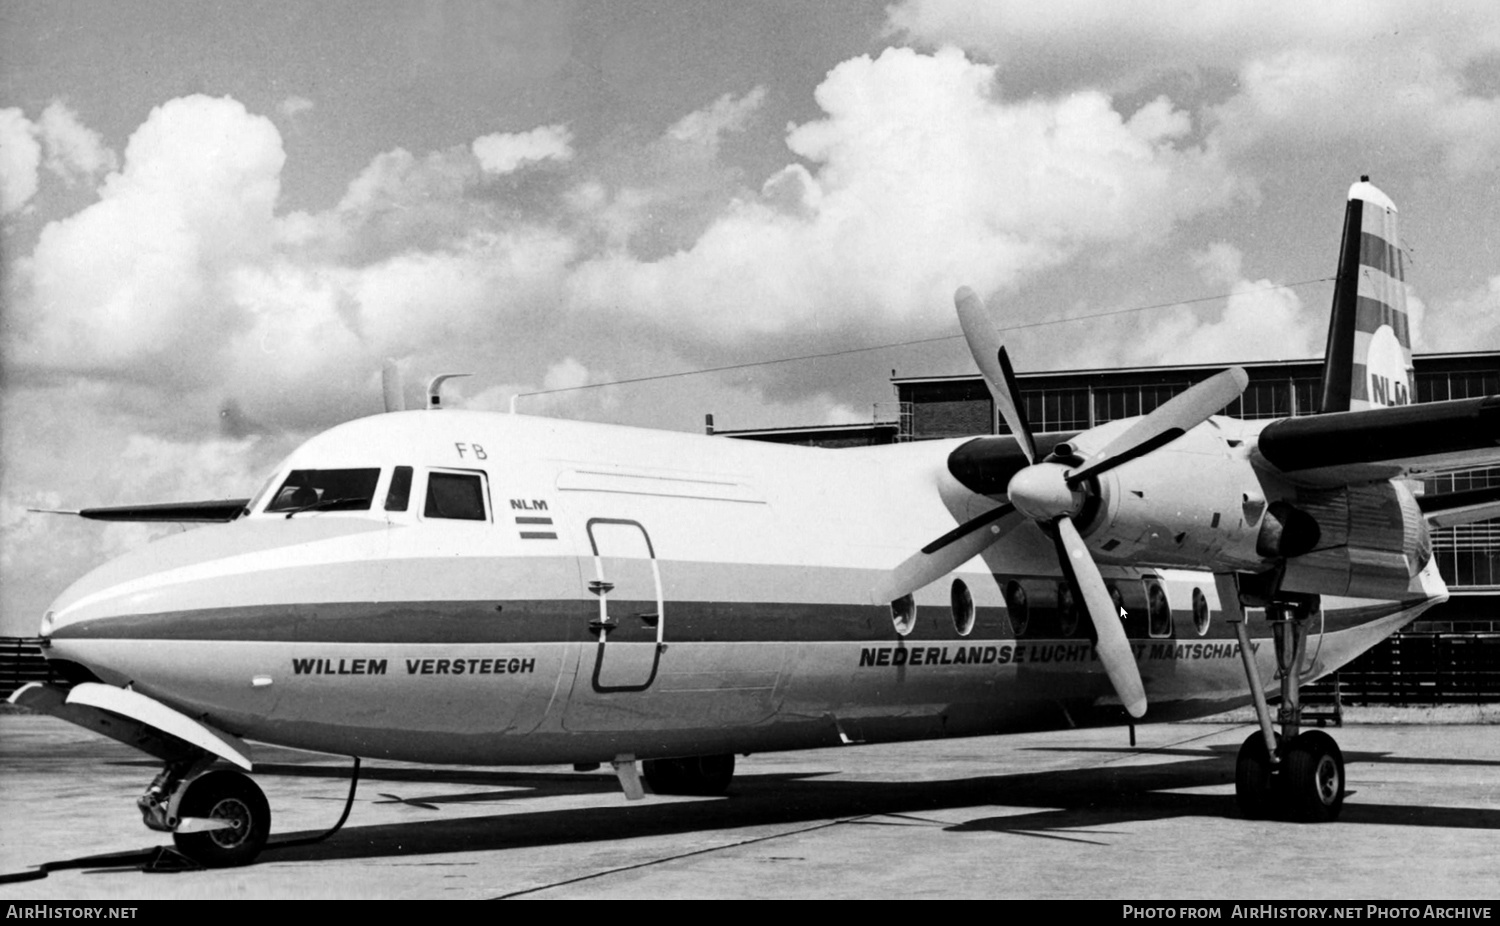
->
1217;575;1345;823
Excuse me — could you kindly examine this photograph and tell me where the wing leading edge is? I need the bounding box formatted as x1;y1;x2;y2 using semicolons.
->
1255;395;1500;486
29;499;251;523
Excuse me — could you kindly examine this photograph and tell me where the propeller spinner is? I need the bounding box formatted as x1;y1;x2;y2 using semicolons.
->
875;286;1249;719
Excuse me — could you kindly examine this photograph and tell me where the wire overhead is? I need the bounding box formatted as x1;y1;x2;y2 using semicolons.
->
509;276;1335;406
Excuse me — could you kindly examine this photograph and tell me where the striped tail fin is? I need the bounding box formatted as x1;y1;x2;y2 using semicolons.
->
1318;177;1414;413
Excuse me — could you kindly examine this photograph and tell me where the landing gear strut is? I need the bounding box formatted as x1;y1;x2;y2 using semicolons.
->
1217;575;1345;822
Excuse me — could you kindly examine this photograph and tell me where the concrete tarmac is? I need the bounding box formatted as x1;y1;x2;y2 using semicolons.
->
1;709;1497;900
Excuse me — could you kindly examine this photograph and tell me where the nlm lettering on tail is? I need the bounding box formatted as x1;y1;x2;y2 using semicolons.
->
1369;374;1410;407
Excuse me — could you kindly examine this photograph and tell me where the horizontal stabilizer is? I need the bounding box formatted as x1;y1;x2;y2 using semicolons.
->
29;499;250;522
1420;484;1500;528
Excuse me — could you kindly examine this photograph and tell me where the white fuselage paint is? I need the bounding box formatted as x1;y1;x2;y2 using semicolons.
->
41;410;1444;766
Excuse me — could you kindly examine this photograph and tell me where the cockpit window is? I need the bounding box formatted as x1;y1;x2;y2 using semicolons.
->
265;468;380;515
385;466;413;512
425;471;487;521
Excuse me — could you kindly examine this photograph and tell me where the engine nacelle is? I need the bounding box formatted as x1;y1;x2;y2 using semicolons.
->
1277;479;1432;599
1079;428;1273;573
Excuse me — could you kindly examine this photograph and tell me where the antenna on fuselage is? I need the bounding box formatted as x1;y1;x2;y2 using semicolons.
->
426;373;473;409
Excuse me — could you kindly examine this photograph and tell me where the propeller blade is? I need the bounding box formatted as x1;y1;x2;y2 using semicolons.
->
955;287;1037;464
382;359;405;413
873;504;1020;604
1054;517;1147;718
1066;366;1248;487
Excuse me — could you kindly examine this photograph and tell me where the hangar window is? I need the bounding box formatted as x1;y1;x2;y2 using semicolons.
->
266;468;380;515
1146;580;1173;638
425;470;489;521
890;594;917;637
950;579;974;637
385;466;413;512
1004;581;1029;636
1192;587;1211;636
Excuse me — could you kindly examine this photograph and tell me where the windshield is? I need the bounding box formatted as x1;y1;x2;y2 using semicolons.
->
264;468;380;515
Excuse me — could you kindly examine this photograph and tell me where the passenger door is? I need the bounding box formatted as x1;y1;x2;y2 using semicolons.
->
585;518;664;691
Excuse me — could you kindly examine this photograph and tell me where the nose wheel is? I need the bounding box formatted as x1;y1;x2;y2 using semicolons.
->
171;770;271;867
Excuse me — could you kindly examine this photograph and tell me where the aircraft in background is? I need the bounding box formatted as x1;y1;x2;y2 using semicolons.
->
13;178;1500;867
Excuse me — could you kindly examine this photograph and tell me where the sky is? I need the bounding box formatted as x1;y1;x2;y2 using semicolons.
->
1;0;1498;636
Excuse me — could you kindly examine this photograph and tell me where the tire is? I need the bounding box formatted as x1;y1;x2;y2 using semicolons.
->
172;770;271;867
642;754;735;796
1234;731;1279;819
1281;730;1345;823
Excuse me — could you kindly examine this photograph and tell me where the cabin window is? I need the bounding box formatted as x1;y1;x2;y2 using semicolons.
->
385;466;413;512
1192;587;1211;636
1004;581;1029;636
1146;580;1173;638
1057;581;1080;638
1106;583;1126;623
950;579;974;636
425;470;488;521
265;468;380;514
890;594;917;636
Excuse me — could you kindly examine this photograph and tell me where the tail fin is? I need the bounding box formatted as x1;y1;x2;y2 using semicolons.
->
1317;177;1414;413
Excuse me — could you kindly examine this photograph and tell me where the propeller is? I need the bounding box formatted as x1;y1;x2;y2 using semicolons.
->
878;286;1250;719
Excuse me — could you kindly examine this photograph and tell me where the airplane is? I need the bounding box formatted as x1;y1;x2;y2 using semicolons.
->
11;177;1500;869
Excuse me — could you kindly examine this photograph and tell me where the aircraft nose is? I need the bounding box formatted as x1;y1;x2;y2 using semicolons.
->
43;517;390;642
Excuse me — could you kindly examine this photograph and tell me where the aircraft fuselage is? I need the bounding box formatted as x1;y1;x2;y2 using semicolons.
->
40;409;1441;766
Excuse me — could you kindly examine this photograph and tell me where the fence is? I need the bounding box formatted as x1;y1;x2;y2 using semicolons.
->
1305;633;1500;705
0;637;59;700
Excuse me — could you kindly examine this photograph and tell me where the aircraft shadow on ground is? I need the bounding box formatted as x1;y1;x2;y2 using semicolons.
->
1036;743;1500;770
10;745;1497;882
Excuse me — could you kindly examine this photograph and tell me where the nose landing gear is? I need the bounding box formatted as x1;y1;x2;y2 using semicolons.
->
138;758;271;867
1217;574;1346;822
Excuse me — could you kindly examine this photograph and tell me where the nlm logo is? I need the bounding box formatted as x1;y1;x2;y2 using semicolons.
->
1369;374;1410;407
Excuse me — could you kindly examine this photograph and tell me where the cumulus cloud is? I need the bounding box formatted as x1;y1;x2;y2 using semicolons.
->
889;0;1500;176
472;124;573;174
278;95;315;118
567;47;1246;335
1419;274;1500;353
38;101;118;184
557;88;774;257
0;107;42;214
667;87;767;151
11;96;280;390
1114;242;1318;366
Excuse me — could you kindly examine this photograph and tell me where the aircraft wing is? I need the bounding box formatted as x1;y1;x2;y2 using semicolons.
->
29;498;250;523
1254;395;1500;487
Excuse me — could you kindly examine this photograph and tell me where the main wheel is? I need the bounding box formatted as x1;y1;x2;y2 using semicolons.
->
1234;731;1279;819
172;770;271;867
642;754;735;796
1281;730;1345;822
